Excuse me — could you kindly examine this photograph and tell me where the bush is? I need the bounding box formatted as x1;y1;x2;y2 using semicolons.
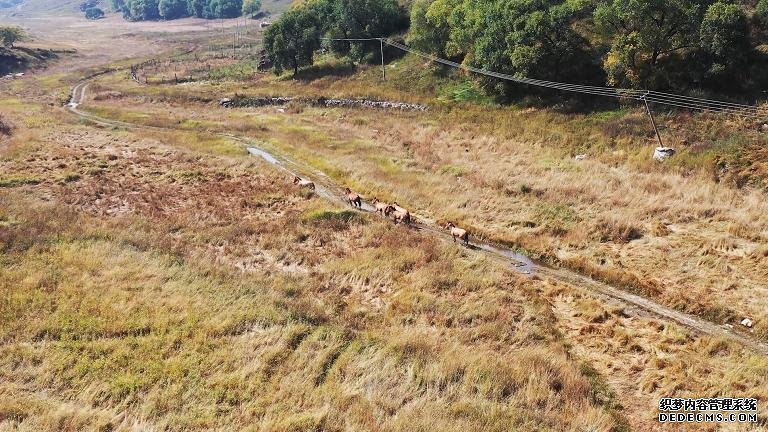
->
85;7;106;19
0;114;14;137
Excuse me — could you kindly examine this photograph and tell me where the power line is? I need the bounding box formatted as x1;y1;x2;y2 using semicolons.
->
320;37;768;120
383;38;768;119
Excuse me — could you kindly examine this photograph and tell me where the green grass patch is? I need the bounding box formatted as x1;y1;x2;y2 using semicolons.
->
302;209;364;225
0;175;42;188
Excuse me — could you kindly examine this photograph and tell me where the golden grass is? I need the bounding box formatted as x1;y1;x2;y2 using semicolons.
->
75;70;768;337
0;123;625;431
3;33;767;430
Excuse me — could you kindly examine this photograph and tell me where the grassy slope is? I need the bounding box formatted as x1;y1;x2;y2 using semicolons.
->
85;53;768;340
0;91;622;430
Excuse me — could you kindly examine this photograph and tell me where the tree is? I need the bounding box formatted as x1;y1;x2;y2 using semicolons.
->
242;0;261;17
757;0;768;26
264;8;321;75
85;7;106;18
699;2;749;82
158;0;188;19
209;0;243;18
126;0;161;20
447;0;597;99
187;0;209;17
0;26;27;48
407;0;459;57
595;0;710;89
323;0;407;60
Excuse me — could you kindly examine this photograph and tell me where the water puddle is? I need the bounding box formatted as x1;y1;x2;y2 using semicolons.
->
247;147;281;165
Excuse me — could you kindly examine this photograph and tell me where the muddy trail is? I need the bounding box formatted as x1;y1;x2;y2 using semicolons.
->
66;77;768;356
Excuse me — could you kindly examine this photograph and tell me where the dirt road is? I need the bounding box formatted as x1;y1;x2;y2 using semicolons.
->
67;75;768;357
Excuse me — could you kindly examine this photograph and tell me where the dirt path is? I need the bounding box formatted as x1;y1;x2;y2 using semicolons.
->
66;75;768;357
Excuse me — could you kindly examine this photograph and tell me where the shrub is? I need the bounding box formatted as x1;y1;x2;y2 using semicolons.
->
0;114;14;137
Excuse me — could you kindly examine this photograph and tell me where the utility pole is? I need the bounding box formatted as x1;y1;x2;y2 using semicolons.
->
642;93;664;148
379;38;386;81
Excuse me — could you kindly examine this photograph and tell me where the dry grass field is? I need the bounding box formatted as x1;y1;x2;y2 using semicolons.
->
1;10;768;432
77;59;768;341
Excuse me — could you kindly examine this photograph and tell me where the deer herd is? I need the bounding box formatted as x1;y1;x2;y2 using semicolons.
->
293;176;470;246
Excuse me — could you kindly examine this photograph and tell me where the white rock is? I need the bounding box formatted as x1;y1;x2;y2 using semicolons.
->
574;154;588;161
653;147;676;161
740;318;753;328
276;108;285;113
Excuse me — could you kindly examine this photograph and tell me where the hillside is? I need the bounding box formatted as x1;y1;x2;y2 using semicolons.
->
0;0;82;17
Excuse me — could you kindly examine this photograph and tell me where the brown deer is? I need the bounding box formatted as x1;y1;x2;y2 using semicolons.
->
293;176;315;190
344;187;362;208
386;205;411;225
371;197;390;216
445;221;469;245
391;201;409;214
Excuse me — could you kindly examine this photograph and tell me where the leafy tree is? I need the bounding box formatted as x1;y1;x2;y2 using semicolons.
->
264;8;321;75
110;0;125;10
127;0;161;20
595;0;710;89
757;0;768;26
323;0;407;60
407;0;459;57
0;26;27;48
209;0;243;18
187;0;209;17
699;2;749;81
85;6;106;18
158;0;188;19
447;0;597;99
242;0;261;17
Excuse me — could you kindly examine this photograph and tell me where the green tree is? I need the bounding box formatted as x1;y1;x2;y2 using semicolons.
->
242;0;261;17
595;0;710;89
126;0;161;20
756;0;768;25
448;0;596;99
209;0;243;18
407;0;459;57
158;0;188;19
264;7;321;75
699;2;749;82
110;0;125;11
187;0;209;17
323;0;407;60
0;26;27;48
